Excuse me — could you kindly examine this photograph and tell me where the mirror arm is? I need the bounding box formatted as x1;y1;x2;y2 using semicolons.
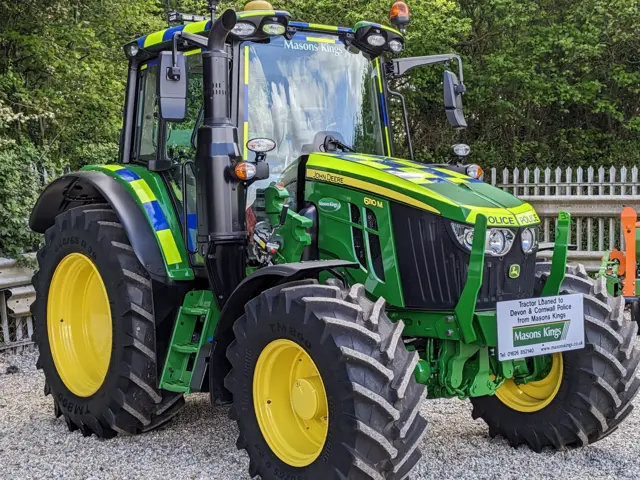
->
388;54;464;83
180;31;209;49
168;31;208;82
387;86;414;162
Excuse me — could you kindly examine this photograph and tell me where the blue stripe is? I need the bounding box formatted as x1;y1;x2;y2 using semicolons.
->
117;168;141;182
379;159;409;169
379;93;388;127
187;213;197;229
163;25;185;42
290;21;309;28
425;167;454;179
143;201;170;231
337;26;352;33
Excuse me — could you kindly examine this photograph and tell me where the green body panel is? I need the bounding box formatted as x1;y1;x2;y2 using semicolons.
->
83;164;194;281
389;310;499;346
541;211;570;296
305;178;405;307
264;185;312;263
160;290;220;394
454;213;487;343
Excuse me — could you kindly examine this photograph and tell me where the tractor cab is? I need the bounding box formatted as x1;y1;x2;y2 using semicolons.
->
121;0;472;266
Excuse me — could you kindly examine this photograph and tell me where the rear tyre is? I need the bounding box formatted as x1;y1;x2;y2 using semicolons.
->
631;299;640;331
225;281;427;479
32;205;184;437
470;263;640;451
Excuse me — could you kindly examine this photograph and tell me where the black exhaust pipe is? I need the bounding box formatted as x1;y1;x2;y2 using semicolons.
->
196;9;245;305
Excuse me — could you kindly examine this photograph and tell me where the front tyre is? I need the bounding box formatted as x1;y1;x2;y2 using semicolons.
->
471;264;640;451
32;205;184;438
225;281;427;479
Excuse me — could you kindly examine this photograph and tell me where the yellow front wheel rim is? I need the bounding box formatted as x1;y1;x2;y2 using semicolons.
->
253;339;329;467
495;353;563;413
47;253;112;397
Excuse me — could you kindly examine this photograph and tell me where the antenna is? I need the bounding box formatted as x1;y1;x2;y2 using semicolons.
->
208;0;220;23
165;0;175;27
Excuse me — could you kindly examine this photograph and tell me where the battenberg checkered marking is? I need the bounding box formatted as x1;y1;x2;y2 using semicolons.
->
95;165;183;265
335;154;483;185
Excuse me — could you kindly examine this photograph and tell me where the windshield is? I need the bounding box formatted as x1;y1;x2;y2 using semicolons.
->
243;33;386;177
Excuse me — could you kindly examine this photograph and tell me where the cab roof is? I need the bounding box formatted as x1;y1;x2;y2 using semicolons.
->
131;10;354;52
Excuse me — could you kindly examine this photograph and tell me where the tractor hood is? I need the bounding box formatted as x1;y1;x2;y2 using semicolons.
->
304;153;540;227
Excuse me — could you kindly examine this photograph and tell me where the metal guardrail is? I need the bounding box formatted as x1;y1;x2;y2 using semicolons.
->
490;166;640;272
0;258;36;352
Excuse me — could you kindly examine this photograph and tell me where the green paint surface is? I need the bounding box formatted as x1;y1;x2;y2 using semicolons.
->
305;153;540;227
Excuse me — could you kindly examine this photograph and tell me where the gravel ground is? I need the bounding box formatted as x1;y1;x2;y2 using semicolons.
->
1;341;639;479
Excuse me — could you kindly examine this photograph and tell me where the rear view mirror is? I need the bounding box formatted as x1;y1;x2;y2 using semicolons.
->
443;70;467;129
158;51;188;122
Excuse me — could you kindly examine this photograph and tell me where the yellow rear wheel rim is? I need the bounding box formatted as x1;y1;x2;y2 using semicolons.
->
253;339;329;467
495;353;563;412
47;253;112;397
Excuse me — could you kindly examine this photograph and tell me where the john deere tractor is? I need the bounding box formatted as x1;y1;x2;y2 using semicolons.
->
29;1;640;478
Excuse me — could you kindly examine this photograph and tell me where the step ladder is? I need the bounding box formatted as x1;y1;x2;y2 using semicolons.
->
159;290;216;394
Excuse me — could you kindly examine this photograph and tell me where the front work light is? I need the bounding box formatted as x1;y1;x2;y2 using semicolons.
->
125;43;139;58
232;21;258;36
247;138;276;153
262;22;286;35
453;143;471;157
388;39;404;53
367;33;386;47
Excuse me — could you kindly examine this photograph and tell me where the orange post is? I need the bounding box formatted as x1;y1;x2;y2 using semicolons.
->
621;207;637;297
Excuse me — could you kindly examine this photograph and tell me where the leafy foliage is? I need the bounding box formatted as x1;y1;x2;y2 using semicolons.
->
1;0;638;256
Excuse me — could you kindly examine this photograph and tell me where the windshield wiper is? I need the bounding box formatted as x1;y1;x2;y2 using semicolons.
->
323;135;355;153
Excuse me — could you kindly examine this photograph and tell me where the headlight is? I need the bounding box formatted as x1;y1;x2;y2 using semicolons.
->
232;21;257;37
366;34;386;47
521;227;537;253
452;222;515;257
388;39;404;53
488;230;507;255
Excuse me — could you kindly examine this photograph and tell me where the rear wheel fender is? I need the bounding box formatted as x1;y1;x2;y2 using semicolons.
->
30;171;168;282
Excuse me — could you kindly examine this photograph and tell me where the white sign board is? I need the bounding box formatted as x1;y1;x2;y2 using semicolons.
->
497;293;584;360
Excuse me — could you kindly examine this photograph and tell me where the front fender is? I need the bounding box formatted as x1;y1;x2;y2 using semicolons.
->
208;259;357;403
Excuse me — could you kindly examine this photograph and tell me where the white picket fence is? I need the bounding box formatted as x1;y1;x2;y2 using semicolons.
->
490;166;640;271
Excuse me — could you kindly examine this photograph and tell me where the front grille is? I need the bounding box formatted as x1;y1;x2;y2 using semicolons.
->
391;203;537;310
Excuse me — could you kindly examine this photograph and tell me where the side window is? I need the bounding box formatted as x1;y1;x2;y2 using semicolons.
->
134;53;203;164
165;53;204;160
135;64;159;162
